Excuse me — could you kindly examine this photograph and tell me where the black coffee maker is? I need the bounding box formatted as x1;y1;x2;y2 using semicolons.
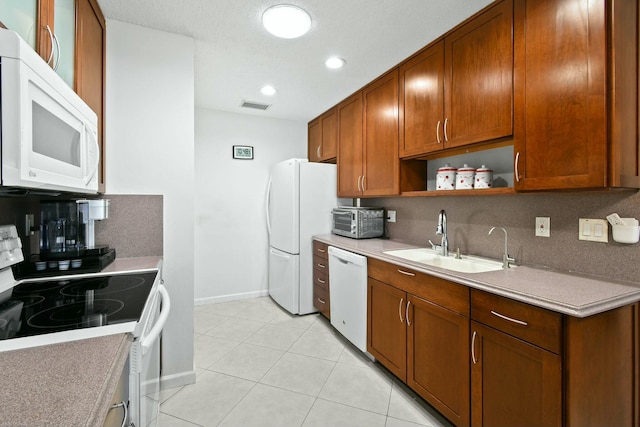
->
17;200;115;278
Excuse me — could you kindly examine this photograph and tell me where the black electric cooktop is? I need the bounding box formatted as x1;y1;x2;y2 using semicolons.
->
0;272;157;341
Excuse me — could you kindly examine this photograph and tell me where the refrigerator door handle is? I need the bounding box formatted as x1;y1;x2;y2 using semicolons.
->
270;248;290;259
265;177;272;236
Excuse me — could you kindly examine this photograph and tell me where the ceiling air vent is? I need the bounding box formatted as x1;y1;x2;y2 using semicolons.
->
241;100;271;110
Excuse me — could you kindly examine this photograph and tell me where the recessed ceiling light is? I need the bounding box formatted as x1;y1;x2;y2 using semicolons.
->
261;85;277;96
262;4;311;39
325;57;346;69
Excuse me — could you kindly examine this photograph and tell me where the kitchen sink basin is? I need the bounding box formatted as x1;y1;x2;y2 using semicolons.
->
382;248;509;273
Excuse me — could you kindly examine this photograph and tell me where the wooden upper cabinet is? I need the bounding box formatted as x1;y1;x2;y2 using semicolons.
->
337;70;400;198
76;0;106;192
399;0;513;158
321;109;338;161
308;108;338;163
445;0;513;148
513;0;606;190
399;41;445;157
337;92;364;197
362;69;400;196
308;119;322;162
513;0;639;190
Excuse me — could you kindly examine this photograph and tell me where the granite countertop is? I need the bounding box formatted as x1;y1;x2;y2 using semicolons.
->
0;256;163;426
101;256;163;274
0;333;132;427
314;234;640;317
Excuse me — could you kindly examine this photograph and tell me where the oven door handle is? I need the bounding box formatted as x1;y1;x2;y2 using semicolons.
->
141;284;171;356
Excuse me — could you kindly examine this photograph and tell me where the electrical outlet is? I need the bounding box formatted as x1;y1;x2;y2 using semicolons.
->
535;217;550;237
579;218;608;242
387;210;396;223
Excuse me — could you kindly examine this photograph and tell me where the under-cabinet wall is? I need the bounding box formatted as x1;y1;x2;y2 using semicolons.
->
366;190;640;283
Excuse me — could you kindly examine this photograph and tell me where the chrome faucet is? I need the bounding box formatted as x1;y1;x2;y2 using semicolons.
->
429;210;448;256
488;226;515;269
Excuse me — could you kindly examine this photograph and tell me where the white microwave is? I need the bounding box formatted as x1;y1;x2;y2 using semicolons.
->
0;29;99;195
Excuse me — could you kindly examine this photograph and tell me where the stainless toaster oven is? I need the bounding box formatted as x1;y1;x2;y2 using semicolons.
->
331;207;384;239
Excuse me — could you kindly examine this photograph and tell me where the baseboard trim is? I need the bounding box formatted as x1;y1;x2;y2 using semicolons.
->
195;289;269;306
160;369;196;390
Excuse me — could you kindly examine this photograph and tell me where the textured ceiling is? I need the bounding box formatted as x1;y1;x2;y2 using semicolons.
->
96;0;494;122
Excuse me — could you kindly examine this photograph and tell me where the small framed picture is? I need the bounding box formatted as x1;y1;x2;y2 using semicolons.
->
233;145;254;160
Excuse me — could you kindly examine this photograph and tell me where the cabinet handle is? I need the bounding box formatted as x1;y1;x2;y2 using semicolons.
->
317;248;326;253
443;118;449;141
515;152;521;183
317;278;326;284
316;297;326;304
316;263;326;269
45;25;55;66
406;300;412;326
397;269;415;277
490;310;528;326
357;175;362;192
398;297;404;323
436;120;441;144
362;175;366;191
317;146;321;158
471;331;478;364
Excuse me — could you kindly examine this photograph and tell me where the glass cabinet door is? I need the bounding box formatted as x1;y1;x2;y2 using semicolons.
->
0;0;38;49
53;0;76;87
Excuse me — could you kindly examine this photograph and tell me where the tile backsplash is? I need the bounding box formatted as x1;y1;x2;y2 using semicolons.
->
366;189;640;283
0;194;163;259
94;194;163;258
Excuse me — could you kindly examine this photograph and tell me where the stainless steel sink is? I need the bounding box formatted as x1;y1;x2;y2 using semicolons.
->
382;248;510;273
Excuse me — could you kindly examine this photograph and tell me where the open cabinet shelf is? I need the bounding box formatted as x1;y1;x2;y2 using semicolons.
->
400;144;515;196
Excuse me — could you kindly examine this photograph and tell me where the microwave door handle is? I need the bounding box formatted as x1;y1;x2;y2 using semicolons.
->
52;31;61;71
84;128;100;186
141;284;171;356
45;25;55;65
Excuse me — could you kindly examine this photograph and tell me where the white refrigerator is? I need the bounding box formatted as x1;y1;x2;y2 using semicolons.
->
267;158;337;315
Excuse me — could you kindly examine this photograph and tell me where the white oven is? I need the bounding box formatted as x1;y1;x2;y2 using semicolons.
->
0;28;99;195
129;282;170;427
0;225;170;427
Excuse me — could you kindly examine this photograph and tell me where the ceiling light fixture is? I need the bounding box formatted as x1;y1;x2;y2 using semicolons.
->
261;85;277;96
262;4;312;39
325;57;346;69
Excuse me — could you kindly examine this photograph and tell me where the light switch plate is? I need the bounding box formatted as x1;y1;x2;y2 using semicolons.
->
579;218;608;242
535;217;550;237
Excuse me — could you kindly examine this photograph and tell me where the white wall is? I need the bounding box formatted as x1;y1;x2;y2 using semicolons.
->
194;108;306;303
105;20;196;388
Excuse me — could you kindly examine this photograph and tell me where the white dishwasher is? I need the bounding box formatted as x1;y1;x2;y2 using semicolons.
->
328;246;368;353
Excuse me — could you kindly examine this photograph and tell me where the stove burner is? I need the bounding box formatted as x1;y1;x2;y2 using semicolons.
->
27;299;125;329
60;276;146;297
11;295;45;308
12;281;68;294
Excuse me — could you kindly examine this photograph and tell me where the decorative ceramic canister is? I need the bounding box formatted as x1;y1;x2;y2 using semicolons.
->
475;164;494;189
436;163;457;190
455;164;475;190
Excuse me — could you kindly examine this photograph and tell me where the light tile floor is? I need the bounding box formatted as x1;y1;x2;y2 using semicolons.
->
159;297;453;427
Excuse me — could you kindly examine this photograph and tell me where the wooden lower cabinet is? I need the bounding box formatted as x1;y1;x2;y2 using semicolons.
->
313;241;330;318
470;321;561;427
367;263;638;427
367;259;470;426
367;278;407;381
408;295;470;426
